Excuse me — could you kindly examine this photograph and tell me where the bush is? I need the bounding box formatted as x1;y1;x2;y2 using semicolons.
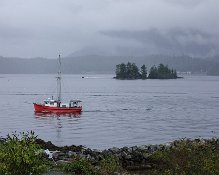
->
62;154;123;175
99;154;122;175
62;156;96;175
0;131;49;175
150;139;219;175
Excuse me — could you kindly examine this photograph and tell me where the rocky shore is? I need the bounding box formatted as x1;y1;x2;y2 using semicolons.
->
1;135;218;175
36;138;164;172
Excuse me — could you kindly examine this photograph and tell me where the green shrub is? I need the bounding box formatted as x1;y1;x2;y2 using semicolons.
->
150;139;219;175
99;154;122;175
62;154;123;175
0;131;49;175
62;156;96;175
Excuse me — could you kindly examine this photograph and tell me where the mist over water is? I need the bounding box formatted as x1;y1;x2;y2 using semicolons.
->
0;74;218;149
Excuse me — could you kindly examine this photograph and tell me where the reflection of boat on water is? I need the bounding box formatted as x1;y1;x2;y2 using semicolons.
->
34;111;81;118
33;55;82;114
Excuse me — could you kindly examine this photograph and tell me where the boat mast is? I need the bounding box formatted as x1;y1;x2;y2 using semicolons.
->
57;54;62;103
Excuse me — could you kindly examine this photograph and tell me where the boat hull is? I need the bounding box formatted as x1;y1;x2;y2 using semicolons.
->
33;103;82;113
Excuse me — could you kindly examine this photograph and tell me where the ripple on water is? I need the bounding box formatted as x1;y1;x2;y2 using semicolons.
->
0;75;219;149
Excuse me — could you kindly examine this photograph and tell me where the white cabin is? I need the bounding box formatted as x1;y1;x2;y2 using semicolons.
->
43;98;81;108
44;98;58;107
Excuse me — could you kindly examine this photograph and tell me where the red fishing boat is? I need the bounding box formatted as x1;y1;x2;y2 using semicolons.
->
33;55;82;114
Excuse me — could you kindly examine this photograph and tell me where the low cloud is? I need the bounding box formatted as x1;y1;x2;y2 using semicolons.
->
100;28;217;57
0;0;218;57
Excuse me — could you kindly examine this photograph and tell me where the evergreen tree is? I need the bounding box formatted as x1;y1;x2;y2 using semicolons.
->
126;62;132;79
140;64;147;79
130;63;140;79
115;64;120;78
119;63;127;79
148;66;158;79
173;69;177;78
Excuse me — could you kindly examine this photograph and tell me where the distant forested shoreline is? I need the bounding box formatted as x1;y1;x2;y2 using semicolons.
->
115;62;178;80
0;55;219;75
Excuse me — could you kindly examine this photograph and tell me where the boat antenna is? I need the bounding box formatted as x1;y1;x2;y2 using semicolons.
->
57;54;62;103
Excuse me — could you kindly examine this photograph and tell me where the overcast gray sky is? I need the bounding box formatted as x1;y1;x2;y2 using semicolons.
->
0;0;218;58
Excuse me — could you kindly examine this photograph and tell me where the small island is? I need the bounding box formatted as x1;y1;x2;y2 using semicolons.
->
115;62;178;80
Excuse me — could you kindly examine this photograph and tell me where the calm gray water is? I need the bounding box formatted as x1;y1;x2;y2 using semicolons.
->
0;74;218;149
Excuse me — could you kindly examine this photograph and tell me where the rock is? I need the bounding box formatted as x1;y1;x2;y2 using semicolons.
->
36;139;59;150
67;151;77;157
43;170;66;175
86;154;92;160
56;160;71;166
78;153;87;159
138;145;148;150
131;146;138;152
55;152;66;160
121;151;132;159
93;149;101;153
128;147;133;153
109;147;120;154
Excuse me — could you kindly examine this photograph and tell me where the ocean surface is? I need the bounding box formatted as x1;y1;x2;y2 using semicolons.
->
0;74;218;149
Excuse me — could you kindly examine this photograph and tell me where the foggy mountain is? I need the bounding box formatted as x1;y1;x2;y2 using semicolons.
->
99;28;218;57
0;55;219;75
0;1;219;58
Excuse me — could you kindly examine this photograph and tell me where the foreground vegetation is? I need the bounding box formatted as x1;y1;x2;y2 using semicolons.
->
0;131;49;175
115;62;178;80
150;139;219;175
0;132;218;175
